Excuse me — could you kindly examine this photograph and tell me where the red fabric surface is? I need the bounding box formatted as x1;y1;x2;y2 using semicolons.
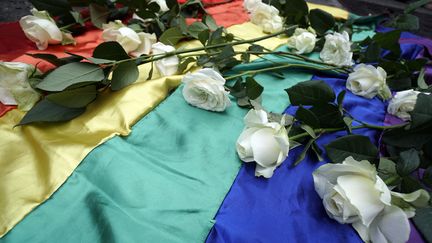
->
0;104;16;117
0;1;249;117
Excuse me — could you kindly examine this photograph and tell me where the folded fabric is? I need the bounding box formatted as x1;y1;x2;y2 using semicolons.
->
0;2;349;238
0;42;311;243
0;22;287;238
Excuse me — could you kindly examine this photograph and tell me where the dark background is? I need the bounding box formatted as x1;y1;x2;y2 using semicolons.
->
0;0;343;22
2;0;430;37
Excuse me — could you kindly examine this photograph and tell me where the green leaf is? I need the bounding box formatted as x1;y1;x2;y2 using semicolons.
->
294;137;316;166
18;99;85;125
382;122;432;148
424;140;432;161
411;93;432;128
70;11;84;26
406;58;428;72
405;0;432;14
160;27;185;46
373;30;401;56
241;53;251;63
387;77;413;91
204;15;218;31
309;9;335;36
378;158;401;186
351;14;387;25
37;62;104;91
397;148;421;176
136;10;157;20
148;2;160;12
325;135;379;163
413;207;432;243
283;0;309;26
311;142;324;161
362;42;381;63
93;41;130;61
187;22;208;39
178;57;195;74
248;44;264;52
286;80;335;106
337;90;346;110
46;85;97;108
245;77;263;99
27;53;66;66
300;124;316;138
198;29;210;46
389;14;420;31
296;106;320;128
417;67;428;89
401;175;423;192
310;104;344;128
423;166;432;187
343;116;353;134
29;0;71;16
111;61;139;91
228;78;247;98
89;3;109;29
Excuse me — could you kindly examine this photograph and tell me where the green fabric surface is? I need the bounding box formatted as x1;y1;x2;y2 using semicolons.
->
0;48;313;243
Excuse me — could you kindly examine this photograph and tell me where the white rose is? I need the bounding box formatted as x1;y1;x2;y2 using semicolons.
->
244;0;262;12
387;89;425;121
313;156;430;243
287;28;317;54
102;21;157;57
182;68;231;112
19;9;74;50
0;62;41;111
151;42;179;76
320;31;353;67
250;3;283;34
236;109;290;178
313;157;392;225
131;32;157;57
347;64;392;100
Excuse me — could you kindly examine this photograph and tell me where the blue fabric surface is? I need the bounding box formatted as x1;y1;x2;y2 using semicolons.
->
206;40;425;243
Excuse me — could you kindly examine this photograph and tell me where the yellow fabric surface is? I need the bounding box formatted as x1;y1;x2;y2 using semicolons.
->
0;4;348;237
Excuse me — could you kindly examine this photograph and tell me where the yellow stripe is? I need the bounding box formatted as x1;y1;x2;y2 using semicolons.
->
0;22;289;237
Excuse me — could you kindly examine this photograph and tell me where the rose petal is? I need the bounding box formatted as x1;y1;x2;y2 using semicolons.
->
255;164;276;178
337;175;386;227
250;128;281;167
244;109;268;128
369;206;410;243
